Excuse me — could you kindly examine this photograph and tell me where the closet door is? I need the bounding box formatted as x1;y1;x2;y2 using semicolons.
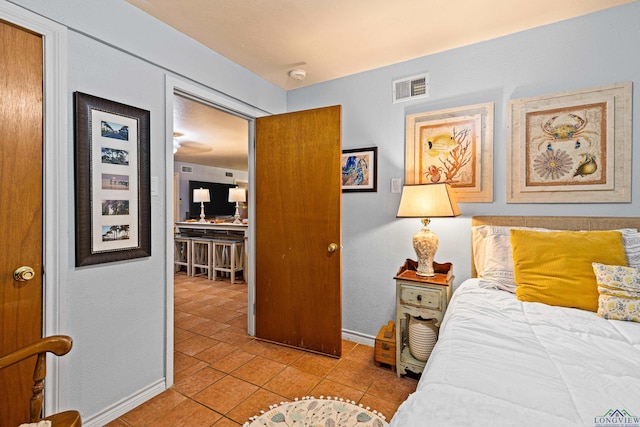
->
0;19;44;426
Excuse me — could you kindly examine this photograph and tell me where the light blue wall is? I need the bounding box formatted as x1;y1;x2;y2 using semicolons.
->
6;0;285;422
4;0;640;422
287;1;640;337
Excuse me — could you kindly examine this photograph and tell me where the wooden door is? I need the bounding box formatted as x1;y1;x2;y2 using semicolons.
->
255;106;342;357
0;20;44;426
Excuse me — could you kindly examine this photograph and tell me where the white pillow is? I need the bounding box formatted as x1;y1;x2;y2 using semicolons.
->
471;225;639;293
622;231;640;269
472;225;547;292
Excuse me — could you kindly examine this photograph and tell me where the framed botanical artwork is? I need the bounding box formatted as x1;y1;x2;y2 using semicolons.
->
342;146;378;192
507;82;632;203
405;102;494;202
74;92;151;266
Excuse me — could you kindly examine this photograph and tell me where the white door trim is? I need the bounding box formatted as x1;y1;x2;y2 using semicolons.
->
0;0;69;416
164;75;265;387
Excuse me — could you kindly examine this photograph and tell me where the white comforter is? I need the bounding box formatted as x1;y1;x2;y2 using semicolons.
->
390;279;640;427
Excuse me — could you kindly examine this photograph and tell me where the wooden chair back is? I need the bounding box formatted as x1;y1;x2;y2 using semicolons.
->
0;335;81;426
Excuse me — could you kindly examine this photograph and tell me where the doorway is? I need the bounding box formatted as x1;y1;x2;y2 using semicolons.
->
164;78;343;381
164;76;262;386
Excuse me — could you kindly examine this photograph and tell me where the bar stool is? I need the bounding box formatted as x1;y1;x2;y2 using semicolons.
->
174;236;191;275
212;238;244;284
191;237;214;279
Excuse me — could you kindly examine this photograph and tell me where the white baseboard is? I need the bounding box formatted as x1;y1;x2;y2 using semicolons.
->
342;329;375;347
81;378;167;427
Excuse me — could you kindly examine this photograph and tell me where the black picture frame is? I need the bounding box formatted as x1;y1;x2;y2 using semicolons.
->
74;92;151;266
341;146;378;192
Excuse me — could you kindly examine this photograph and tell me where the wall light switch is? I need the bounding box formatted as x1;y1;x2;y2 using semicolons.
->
391;178;402;193
151;176;159;196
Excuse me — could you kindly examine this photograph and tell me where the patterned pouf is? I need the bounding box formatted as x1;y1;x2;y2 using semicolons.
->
244;396;389;427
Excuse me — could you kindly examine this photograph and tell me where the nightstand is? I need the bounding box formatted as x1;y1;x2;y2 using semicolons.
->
394;259;453;377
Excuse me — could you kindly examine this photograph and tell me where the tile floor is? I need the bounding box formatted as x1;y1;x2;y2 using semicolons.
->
106;273;417;426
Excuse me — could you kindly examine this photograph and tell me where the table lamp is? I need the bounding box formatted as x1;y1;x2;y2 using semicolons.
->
396;183;460;277
228;187;246;224
193;188;210;223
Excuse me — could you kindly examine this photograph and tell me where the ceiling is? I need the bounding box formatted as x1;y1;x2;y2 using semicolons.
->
134;0;632;170
173;94;249;171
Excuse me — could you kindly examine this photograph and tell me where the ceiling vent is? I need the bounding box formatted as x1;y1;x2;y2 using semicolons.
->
393;73;429;103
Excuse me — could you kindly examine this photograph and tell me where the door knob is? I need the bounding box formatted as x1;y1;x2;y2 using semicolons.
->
13;266;35;282
327;243;338;253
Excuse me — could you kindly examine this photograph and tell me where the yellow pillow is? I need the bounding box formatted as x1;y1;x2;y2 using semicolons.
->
510;230;627;312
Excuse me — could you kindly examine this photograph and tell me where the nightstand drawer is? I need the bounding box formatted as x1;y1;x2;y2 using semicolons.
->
399;285;441;310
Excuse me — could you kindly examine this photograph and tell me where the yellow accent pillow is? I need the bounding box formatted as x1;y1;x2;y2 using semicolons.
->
510;230;627;312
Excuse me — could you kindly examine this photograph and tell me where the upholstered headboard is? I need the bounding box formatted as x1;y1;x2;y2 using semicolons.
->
471;216;640;277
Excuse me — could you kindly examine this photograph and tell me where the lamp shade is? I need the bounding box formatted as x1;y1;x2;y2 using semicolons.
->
396;183;460;218
228;187;246;203
193;188;210;203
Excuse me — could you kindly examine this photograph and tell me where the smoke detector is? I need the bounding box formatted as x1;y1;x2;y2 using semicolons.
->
288;69;307;81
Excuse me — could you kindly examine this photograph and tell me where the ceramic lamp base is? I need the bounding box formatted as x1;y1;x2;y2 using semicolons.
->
412;219;439;277
233;202;242;224
199;202;207;223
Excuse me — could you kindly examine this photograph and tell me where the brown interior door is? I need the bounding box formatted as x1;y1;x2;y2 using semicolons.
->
0;19;44;426
255;105;342;357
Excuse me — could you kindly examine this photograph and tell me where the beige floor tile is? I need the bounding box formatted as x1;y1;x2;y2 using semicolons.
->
151;399;222;427
188;319;231;337
309;379;364;402
291;352;340;377
326;358;379;391
368;368;417;403
112;273;418;426
194;376;258;414
209;348;256;373
174;352;206;375
231;355;286;386
344;343;376;364
173;366;226;397
174;327;197;343
359;392;402;421
175;334;220;356
195;341;238;364
225;388;286;424
212;417;242;426
103;418;130;427
120;388;186;426
263;366;322;399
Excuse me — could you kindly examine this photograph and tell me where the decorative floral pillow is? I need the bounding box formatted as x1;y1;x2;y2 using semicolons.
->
592;262;640;322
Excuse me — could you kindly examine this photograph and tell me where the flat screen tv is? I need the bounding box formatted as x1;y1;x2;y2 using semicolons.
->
188;180;236;219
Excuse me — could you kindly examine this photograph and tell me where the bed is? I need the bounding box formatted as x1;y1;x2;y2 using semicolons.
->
390;216;640;427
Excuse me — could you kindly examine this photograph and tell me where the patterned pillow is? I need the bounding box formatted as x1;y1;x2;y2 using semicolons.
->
592;262;640;322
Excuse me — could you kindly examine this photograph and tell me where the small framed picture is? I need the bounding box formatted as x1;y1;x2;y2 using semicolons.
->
74;92;151;266
341;147;378;192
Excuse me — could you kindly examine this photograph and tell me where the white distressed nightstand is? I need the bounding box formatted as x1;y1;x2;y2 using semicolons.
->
394;259;453;377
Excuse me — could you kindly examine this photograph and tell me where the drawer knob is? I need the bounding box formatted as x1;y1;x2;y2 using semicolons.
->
416;294;422;301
